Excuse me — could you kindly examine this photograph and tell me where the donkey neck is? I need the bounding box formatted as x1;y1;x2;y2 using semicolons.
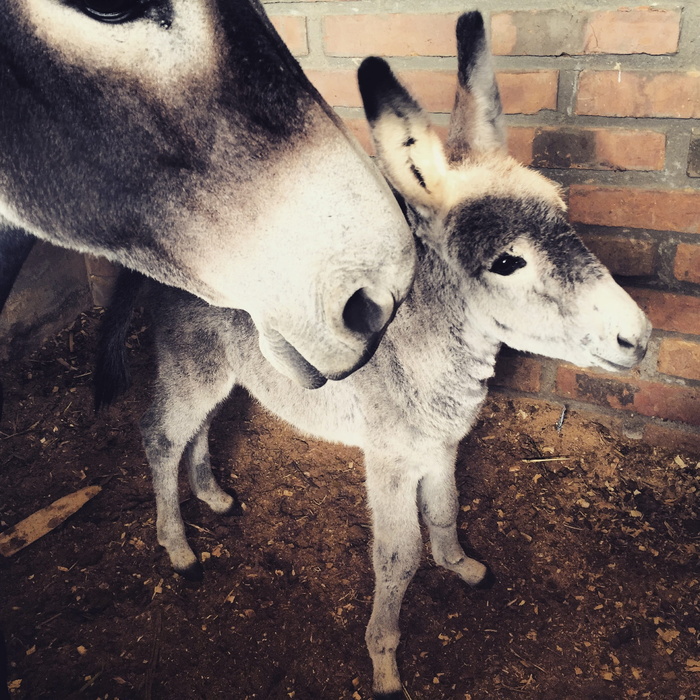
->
364;234;501;441
406;235;501;373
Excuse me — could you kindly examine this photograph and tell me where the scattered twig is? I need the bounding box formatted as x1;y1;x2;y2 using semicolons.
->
512;648;548;675
555;405;567;433
144;609;163;700
521;457;573;464
289;459;319;489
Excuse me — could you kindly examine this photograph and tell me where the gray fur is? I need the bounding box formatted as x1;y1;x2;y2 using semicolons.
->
125;13;651;698
0;0;415;386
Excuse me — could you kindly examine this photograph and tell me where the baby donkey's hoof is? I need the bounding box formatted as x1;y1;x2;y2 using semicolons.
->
473;564;496;590
175;559;204;582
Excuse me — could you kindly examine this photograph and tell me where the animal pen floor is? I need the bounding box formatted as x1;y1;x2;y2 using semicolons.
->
1;309;698;700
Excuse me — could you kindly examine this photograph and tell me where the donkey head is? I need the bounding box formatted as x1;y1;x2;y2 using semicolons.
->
0;0;415;388
359;12;651;372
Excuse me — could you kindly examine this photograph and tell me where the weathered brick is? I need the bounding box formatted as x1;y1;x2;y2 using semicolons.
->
507;127;535;165
532;128;664;171
323;14;459;57
674;243;700;285
568;186;700;234
576;71;700;118
491;8;680;56
491;10;586;56
306;69;557;115
556;366;700;426
688;131;700;178
268;15;308;56
627;288;700;336
658;338;700;382
642;423;700;453
492;354;542;393
497;72;558;114
580;236;656;277
584;8;681;55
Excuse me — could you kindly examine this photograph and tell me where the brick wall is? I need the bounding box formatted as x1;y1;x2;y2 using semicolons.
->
264;0;700;449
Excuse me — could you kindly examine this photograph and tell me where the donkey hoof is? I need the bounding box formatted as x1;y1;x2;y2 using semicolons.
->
176;560;204;582
222;491;244;517
474;564;496;590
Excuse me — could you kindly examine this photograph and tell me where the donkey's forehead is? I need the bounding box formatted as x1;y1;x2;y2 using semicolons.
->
442;155;565;213
447;194;600;283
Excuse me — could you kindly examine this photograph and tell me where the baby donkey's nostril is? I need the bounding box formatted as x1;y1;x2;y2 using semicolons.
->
343;287;395;335
617;334;635;350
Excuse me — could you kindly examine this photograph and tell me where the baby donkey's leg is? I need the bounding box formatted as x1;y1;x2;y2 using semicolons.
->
364;453;423;700
141;361;235;580
419;446;493;588
185;414;241;516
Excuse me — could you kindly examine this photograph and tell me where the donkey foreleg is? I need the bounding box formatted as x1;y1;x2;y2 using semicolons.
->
418;448;491;588
364;456;423;699
185;415;242;516
140;369;235;579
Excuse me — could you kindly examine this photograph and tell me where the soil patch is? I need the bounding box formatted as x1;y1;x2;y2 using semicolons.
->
1;310;698;699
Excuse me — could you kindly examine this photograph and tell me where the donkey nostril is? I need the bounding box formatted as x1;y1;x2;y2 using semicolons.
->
617;335;635;350
343;287;394;335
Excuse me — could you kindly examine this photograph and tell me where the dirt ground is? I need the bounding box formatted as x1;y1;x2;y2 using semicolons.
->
1;308;698;700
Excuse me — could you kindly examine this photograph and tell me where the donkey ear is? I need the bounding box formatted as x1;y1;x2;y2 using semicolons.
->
446;12;506;162
358;57;448;211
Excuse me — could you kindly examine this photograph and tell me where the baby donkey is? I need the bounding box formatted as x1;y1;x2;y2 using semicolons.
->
99;12;651;699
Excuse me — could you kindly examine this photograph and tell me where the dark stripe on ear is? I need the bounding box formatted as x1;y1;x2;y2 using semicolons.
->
410;164;427;190
456;11;487;87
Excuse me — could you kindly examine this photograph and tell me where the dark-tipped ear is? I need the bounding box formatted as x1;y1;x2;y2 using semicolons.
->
446;11;506;162
358;57;448;211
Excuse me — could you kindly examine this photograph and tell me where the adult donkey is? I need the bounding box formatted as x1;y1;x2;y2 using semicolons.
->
97;11;651;698
0;0;415;391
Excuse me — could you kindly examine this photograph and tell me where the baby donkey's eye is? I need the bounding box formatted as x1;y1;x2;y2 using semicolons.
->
489;253;527;276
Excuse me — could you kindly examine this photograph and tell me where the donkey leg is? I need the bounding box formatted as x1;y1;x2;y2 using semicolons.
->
185;414;242;516
141;373;234;579
418;447;492;588
364;456;423;699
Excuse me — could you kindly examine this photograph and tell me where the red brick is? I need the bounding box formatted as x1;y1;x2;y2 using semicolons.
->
584;8;681;55
342;117;373;155
576;71;700;118
492;8;680;57
507;127;535;165
643;423;700;454
497;72;558;114
568;185;700;234
532;128;664;171
493;354;542;393
658;338;700;382
674;243;700;284
626;288;700;336
580;236;656;277
306;69;557;116
268;15;308;56
556;366;700;426
323;14;459;57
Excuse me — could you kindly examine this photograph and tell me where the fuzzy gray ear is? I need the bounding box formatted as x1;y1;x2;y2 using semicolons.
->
445;12;506;162
358;57;448;211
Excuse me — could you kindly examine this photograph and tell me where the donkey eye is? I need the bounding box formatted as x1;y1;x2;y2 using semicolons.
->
489;253;527;276
75;0;147;23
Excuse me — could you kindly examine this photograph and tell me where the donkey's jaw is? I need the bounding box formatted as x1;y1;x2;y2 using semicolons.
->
258;329;328;390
